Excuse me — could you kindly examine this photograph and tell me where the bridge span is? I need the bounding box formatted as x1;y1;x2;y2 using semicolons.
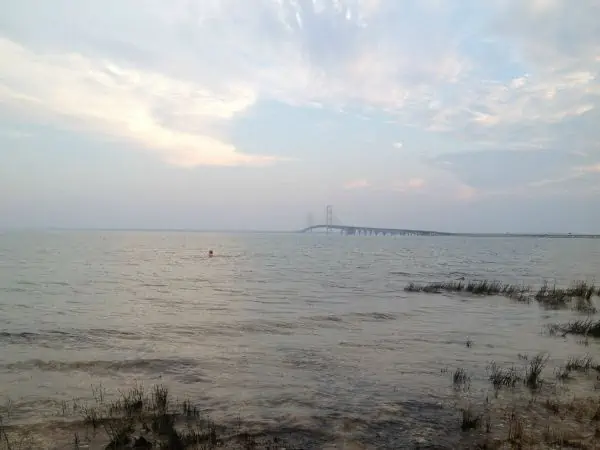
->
300;207;600;238
300;225;453;236
299;225;600;239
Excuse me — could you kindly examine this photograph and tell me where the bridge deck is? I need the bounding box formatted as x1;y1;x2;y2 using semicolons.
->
300;225;600;238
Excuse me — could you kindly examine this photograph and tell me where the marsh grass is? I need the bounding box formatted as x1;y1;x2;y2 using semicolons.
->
565;355;594;372
469;353;600;449
453;368;471;389
1;384;287;450
487;362;521;389
404;280;531;299
549;319;600;338
535;281;599;311
485;353;550;393
405;279;600;313
554;366;572;382
524;353;549;390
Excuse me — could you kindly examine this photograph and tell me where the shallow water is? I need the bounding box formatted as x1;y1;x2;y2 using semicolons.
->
1;231;599;447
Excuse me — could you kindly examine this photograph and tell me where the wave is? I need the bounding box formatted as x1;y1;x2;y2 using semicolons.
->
0;328;144;347
2;357;201;375
348;312;397;322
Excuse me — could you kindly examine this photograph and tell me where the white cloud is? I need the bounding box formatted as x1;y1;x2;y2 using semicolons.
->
578;163;600;174
390;178;426;192
392;141;403;149
408;178;426;188
343;179;370;189
1;0;600;170
0;38;277;167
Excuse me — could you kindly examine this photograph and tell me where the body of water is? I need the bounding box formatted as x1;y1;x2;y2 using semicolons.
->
1;231;599;448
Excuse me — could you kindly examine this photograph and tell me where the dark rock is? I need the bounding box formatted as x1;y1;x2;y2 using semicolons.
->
133;436;153;449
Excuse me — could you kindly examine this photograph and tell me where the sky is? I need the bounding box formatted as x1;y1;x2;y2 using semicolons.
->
1;0;599;233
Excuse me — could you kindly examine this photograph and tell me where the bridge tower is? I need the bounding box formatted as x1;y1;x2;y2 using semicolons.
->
325;205;333;234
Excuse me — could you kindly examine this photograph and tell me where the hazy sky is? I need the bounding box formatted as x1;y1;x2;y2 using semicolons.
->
1;0;599;232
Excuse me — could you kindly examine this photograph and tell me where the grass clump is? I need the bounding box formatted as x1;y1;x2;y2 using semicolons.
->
535;282;570;308
565;355;594;372
465;280;501;295
485;353;549;391
524;353;549;390
404;279;529;298
567;281;596;300
453;368;471;389
405;279;599;312
404;281;464;293
573;297;598;314
550;319;600;338
487;362;521;389
535;281;598;310
1;384;291;450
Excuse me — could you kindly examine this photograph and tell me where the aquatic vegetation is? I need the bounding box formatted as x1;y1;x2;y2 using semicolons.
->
573;296;598;314
405;279;600;312
3;352;600;449
0;384;292;450
565;354;594;372
487;362;521;389
452;367;470;389
404;279;529;298
485;353;549;392
465;354;600;449
550;319;600;338
567;281;596;300
404;280;464;293
554;366;572;381
524;353;549;390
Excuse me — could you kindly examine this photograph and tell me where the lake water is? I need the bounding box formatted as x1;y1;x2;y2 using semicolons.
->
1;231;599;448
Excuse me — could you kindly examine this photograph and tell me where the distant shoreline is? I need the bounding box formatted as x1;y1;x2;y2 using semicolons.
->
1;228;599;238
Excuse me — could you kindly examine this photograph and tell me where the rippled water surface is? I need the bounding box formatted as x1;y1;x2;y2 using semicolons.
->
1;231;600;447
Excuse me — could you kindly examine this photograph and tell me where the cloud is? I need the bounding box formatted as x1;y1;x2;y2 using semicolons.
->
390;178;426;192
579;163;600;174
343;178;370;190
392;141;403;149
1;0;600;182
0;38;277;167
430;149;600;194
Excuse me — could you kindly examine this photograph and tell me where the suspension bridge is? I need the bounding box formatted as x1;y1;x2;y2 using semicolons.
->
300;205;452;236
298;206;600;238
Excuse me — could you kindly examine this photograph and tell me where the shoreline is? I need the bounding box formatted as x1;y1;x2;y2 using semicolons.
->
2;278;600;449
2;351;599;449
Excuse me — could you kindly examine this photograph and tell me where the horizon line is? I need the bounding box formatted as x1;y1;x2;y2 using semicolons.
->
0;226;598;237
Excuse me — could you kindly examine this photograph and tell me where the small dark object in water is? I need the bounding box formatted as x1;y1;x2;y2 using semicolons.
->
209;250;214;257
